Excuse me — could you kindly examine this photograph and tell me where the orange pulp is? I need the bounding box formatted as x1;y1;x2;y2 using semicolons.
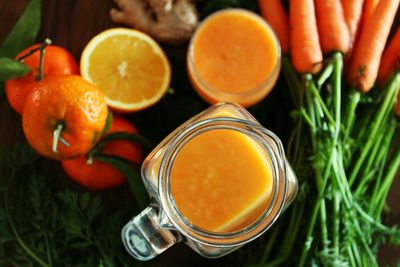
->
188;9;280;107
170;129;273;232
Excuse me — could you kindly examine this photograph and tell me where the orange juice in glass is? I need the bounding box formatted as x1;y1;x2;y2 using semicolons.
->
187;9;281;107
122;103;297;260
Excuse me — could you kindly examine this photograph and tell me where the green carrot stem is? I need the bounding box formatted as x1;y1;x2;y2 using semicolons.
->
353;222;379;265
332;152;378;265
374;142;400;216
259;222;281;263
317;63;334;88
354;202;396;233
332;52;342;142
332;191;340;258
286;124;298;162
368;128;396;217
292;89;306;168
356;121;396;198
353;132;385;197
354;171;377;198
347;245;357;267
305;81;318;135
342;90;360;145
333;148;352;205
298;157;332;267
352;101;376;152
324;120;375;262
331;55;343;260
298;103;324;266
299;108;315;130
349;73;400;185
298;62;342;265
313;99;324;128
287;126;304;169
269;198;305;265
280;198;305;256
264;256;285;267
320;200;329;251
360;128;387;180
281;60;310;239
351;242;362;267
307;79;336;127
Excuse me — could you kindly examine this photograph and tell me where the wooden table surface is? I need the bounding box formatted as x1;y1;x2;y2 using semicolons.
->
1;1;400;266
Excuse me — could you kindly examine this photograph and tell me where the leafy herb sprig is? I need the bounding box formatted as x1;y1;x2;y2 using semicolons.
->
0;144;146;267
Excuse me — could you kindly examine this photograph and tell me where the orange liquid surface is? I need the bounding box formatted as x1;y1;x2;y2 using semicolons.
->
191;10;278;94
170;129;273;232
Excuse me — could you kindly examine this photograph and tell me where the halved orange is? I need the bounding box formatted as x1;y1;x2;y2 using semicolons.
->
80;28;171;112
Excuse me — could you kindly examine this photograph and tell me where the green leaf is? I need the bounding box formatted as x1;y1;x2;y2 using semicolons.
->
100;110;113;137
88;131;153;160
95;155;148;210
0;0;41;57
0;58;30;81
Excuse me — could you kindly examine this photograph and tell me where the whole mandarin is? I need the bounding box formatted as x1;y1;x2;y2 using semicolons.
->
22;75;108;160
6;44;79;113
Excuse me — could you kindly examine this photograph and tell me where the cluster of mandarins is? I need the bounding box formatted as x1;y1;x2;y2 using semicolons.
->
5;29;171;190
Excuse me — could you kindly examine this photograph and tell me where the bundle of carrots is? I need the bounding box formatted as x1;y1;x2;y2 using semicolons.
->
256;0;400;266
260;0;400;92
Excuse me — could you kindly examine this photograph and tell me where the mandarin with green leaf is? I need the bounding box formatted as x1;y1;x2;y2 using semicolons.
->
61;115;143;190
5;43;79;113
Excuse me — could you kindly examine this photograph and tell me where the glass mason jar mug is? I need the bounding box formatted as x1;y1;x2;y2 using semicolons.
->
121;103;298;260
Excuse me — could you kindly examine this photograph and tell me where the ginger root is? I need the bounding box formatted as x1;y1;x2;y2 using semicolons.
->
110;0;199;45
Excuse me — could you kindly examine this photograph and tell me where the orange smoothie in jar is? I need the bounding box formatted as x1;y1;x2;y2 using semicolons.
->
170;129;273;232
187;9;281;107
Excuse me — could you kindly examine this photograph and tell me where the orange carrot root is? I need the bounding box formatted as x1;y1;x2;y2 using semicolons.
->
258;0;290;53
378;27;400;85
315;0;350;54
290;0;323;74
341;0;365;47
348;0;400;92
363;0;380;26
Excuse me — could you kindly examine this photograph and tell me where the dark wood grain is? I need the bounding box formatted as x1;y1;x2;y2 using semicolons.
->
1;0;399;266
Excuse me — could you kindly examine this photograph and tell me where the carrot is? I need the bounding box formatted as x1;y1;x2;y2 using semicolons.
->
258;0;290;53
347;0;400;92
363;0;380;26
378;27;400;85
341;0;365;46
289;0;323;74
315;0;350;54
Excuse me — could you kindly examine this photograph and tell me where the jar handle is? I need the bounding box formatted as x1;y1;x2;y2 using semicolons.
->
284;163;298;208
121;206;179;261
